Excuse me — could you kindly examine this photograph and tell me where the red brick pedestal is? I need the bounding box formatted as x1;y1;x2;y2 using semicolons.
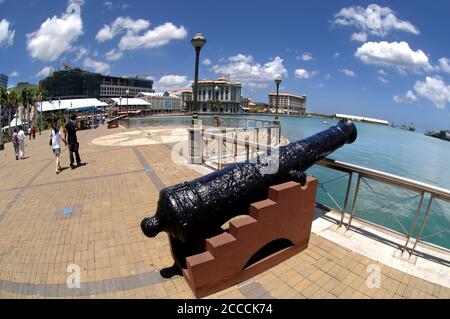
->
171;177;318;298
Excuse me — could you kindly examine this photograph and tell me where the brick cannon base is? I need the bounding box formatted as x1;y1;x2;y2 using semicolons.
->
169;177;318;298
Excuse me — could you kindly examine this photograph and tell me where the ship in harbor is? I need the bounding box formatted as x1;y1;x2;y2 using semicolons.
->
425;129;450;141
391;122;416;132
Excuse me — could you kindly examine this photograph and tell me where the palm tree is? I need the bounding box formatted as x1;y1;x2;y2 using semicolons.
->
8;89;19;133
0;86;7;148
21;88;29;129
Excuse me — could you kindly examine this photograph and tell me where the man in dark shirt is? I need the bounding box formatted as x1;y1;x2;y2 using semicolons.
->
64;113;83;169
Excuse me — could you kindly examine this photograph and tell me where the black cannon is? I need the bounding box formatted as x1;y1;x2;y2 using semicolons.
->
141;119;357;261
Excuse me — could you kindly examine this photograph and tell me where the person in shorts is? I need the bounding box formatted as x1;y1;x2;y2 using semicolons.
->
50;121;67;174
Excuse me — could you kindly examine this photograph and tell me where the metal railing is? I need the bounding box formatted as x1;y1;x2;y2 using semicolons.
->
314;158;450;256
200;123;282;170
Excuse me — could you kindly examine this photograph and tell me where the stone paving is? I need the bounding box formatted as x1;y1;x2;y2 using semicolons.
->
0;125;449;299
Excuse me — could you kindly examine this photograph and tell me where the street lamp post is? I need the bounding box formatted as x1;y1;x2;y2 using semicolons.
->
191;32;207;126
126;89;129;117
58;98;61;123
274;75;282;125
214;85;220;126
119;97;122;116
38;93;43;135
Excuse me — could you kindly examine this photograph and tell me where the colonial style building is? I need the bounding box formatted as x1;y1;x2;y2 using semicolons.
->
169;89;193;111
137;92;182;113
195;77;242;113
268;92;307;115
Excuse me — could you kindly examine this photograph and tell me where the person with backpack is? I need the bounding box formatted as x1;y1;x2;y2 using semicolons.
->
50;121;67;174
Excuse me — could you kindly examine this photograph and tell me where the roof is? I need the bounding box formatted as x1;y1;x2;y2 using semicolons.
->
38;98;108;112
269;92;306;99
137;92;180;99
334;113;389;125
111;98;151;106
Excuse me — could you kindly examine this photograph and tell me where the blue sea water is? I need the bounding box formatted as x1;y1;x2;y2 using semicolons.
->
251;115;450;250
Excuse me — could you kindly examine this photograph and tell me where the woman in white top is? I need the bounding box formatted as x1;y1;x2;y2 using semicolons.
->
50;122;67;174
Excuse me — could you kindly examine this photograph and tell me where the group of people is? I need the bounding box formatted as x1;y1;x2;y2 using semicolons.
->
11;114;84;175
11;127;26;160
50;113;84;174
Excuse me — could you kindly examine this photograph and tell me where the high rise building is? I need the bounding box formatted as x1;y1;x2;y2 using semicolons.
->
0;73;8;88
39;68;153;101
268;92;307;115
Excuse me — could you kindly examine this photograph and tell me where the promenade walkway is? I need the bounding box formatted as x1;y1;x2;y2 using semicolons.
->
0;125;448;299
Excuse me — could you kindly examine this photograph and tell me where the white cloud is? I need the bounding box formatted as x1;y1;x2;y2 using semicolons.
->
355;41;433;72
26;1;84;61
211;55;288;88
342;69;357;77
324;73;332;80
351;32;367;42
36;66;54;78
202;58;212;66
297;53;313;61
334;4;419;38
74;46;89;62
83;58;110;74
105;48;123;61
295;69;318;79
393;90;418;104
104;1;113;9
0;0;6;5
378;69;387;75
334;52;340;59
413;76;450;109
9;71;19;77
439;58;450;74
118;22;187;51
0;19;15;48
96;18;186;61
154;74;191;92
96;17;150;42
378;76;389;84
228;54;253;63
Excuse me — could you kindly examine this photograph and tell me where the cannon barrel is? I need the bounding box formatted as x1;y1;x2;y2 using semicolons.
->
141;119;357;243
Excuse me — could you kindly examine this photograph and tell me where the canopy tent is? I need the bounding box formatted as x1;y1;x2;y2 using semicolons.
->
2;117;28;130
111;98;151;106
37;98;108;113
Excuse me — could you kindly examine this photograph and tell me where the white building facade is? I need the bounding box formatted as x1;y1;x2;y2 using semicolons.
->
195;78;242;113
268;92;307;115
137;92;182;113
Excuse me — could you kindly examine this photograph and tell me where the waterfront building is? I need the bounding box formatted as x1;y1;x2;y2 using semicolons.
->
39;68;153;101
268;92;307;115
195;77;242;113
110;97;151;116
0;73;8;88
169;89;193;111
136;92;182;113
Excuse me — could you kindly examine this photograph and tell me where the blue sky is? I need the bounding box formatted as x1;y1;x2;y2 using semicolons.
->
1;0;450;130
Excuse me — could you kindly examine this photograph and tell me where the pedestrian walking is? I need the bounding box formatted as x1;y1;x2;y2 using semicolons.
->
28;127;32;140
18;126;25;160
50;121;67;174
11;129;19;160
64;113;84;169
32;127;36;139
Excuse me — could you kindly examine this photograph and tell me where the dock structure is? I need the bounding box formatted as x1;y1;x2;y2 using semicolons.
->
0;125;448;299
334;113;389;126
